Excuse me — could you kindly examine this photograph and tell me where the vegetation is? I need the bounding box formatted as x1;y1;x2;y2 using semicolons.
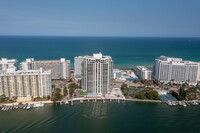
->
121;84;160;100
134;93;146;99
121;83;129;96
34;97;49;101
52;88;63;102
68;83;80;97
179;87;187;100
47;95;50;100
0;95;16;103
79;90;88;96
63;87;68;96
145;90;160;100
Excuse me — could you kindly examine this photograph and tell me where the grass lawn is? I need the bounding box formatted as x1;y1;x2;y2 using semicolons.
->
79;90;88;96
34;97;49;101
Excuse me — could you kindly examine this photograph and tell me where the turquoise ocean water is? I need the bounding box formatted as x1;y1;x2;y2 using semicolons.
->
0;36;200;68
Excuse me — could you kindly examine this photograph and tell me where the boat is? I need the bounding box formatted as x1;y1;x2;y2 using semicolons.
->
34;102;44;107
27;104;31;110
191;101;199;105
23;105;26;110
166;101;172;106
19;105;23;109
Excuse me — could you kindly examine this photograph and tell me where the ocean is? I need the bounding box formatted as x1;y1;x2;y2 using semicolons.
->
0;36;200;68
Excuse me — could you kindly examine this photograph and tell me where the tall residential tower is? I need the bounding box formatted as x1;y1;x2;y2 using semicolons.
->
0;68;52;98
153;56;199;85
80;53;113;96
20;58;70;80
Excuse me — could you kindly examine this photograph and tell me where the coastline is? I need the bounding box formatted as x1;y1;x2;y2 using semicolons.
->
125;99;162;103
0;99;163;107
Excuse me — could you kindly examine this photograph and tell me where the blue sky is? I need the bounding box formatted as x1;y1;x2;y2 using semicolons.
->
0;0;200;37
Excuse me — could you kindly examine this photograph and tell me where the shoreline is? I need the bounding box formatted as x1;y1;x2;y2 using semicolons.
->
125;99;162;103
1;98;163;107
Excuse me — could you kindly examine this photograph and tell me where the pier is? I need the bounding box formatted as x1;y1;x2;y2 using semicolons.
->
58;97;125;105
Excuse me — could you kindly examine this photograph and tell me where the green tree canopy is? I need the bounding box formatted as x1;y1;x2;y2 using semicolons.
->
145;90;160;100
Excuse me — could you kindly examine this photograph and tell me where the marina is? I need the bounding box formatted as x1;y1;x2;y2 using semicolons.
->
0;102;45;112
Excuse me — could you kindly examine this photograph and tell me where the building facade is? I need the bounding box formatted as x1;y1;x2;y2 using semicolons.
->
0;58;18;72
136;66;152;80
20;58;70;80
81;53;113;95
153;56;199;85
74;56;84;79
0;68;52;98
198;63;200;81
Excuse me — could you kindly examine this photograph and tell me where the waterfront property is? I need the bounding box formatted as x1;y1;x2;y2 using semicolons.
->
81;52;113;96
136;66;152;80
0;68;52;98
20;58;70;80
74;56;84;80
0;58;18;72
113;69;122;79
153;56;199;85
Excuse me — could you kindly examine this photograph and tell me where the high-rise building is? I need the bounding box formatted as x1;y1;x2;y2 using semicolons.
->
0;68;52;98
74;56;84;79
136;66;152;80
20;58;70;80
81;52;113;95
153;56;199;85
198;63;200;81
0;58;18;72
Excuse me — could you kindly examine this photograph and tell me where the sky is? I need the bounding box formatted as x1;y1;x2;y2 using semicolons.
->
0;0;200;37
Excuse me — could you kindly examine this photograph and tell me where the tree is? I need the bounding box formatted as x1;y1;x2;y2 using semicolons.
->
179;87;187;100
52;91;63;102
68;83;80;97
47;95;50;100
121;83;129;96
134;93;146;99
63;87;68;96
54;88;61;93
52;88;63;102
145;90;160;100
121;83;128;91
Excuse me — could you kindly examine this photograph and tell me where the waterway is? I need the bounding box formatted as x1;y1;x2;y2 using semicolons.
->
0;102;200;133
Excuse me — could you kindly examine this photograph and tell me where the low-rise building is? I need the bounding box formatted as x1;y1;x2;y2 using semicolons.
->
113;69;121;79
136;66;152;80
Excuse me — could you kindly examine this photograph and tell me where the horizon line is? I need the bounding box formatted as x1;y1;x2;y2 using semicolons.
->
0;35;200;38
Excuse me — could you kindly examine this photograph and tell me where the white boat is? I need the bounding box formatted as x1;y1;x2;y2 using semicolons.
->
27;104;31;110
23;106;26;110
34;102;44;107
40;103;44;107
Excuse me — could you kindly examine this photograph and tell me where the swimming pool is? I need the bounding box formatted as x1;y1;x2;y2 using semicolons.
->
123;74;128;76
